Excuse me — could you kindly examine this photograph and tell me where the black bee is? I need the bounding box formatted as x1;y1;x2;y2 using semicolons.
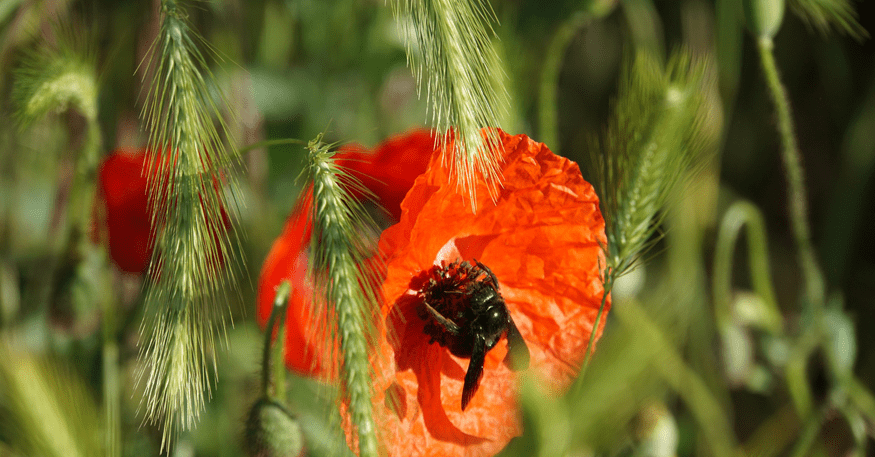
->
417;259;530;410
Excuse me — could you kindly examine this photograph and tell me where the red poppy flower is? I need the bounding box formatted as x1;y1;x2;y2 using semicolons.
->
360;129;608;456
97;149;153;273
256;130;437;377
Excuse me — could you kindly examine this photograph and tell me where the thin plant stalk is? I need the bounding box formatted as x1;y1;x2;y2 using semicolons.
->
788;403;829;457
102;289;121;457
756;36;825;313
581;268;613;373
742;403;798;457
261;281;291;400
757;36;827;420
538;11;590;151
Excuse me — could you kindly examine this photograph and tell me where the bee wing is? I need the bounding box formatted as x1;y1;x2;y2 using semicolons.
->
462;334;486;411
423;301;461;335
503;317;530;371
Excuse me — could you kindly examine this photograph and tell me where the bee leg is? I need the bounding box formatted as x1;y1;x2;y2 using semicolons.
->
503;317;530;371
423;301;461;336
462;334;487;411
475;259;500;288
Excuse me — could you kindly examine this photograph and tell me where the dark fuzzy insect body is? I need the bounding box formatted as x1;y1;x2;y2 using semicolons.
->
417;259;530;410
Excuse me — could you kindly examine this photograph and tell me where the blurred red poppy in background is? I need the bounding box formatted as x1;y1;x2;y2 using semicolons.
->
256;130;437;377
97;149;153;274
97;148;233;275
362;129;608;456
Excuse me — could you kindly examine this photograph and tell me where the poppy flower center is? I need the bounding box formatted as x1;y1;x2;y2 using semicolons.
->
415;259;503;357
413;259;530;410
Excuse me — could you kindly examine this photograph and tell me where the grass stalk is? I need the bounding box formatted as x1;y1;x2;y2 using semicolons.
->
788;403;828;457
305;135;382;457
102;286;121;457
757;36;828;421
581;269;613;373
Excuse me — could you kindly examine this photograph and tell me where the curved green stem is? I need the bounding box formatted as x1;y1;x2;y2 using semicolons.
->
847;377;875;422
712;200;781;332
757;36;830;422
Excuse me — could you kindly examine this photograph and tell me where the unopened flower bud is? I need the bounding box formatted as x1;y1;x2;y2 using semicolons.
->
743;0;785;39
243;399;304;457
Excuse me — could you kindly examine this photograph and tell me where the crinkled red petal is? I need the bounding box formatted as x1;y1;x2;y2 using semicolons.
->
335;130;437;221
366;129;608;457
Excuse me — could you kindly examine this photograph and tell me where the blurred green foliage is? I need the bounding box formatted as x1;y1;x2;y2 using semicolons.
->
1;0;874;456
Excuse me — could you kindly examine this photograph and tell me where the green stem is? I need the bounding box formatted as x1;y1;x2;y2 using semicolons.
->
757;36;829;422
237;138;305;155
788;403;828;457
102;293;120;457
538;11;590;150
70;118;102;242
262;281;291;399
617;301;737;457
581;269;613;374
272;318;287;403
741;403;798;457
712;200;781;332
847;377;875;422
785;328;817;417
756;37;825;313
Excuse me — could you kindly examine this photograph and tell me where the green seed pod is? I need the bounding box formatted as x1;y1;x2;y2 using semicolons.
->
243;399;304;457
743;0;785;39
